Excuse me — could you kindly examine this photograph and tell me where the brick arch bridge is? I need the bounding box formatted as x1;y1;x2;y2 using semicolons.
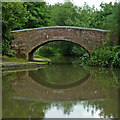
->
11;26;109;60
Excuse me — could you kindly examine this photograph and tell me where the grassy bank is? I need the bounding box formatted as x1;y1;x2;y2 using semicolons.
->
2;56;51;63
2;56;49;71
2;56;28;63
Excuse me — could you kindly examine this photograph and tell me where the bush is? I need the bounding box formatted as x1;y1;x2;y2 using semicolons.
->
87;41;120;68
71;46;89;57
111;48;120;67
35;47;54;58
6;50;16;58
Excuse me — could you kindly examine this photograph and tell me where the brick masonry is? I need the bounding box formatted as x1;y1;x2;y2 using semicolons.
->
11;26;109;60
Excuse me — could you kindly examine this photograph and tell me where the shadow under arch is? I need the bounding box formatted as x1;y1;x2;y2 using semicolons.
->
28;65;91;89
28;39;91;61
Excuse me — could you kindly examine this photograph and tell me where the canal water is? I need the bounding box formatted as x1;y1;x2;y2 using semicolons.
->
2;64;119;118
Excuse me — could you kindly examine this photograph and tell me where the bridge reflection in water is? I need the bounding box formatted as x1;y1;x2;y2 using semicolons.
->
12;65;105;101
2;65;119;118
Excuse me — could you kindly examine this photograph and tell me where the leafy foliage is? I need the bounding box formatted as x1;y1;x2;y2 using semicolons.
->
87;40;120;67
23;2;52;28
2;2;28;56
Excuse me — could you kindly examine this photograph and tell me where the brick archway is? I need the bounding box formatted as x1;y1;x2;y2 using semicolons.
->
28;40;91;61
11;26;109;60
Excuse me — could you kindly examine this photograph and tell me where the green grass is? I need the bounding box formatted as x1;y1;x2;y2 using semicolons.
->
34;55;51;62
2;56;50;64
2;56;28;63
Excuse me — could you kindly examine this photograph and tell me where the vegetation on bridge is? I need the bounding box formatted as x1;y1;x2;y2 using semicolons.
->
2;1;120;67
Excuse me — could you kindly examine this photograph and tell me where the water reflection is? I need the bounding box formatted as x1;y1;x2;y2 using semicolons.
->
44;102;103;118
2;65;119;118
29;65;90;89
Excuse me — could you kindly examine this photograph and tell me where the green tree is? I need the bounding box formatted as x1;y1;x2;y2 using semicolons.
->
23;2;52;28
49;1;78;26
2;2;28;56
100;2;119;44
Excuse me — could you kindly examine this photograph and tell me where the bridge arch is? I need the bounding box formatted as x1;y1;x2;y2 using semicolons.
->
11;26;109;60
28;39;91;61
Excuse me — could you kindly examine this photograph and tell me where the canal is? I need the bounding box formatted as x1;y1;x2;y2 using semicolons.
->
2;64;119;118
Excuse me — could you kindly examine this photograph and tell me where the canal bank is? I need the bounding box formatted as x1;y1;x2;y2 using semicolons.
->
2;62;48;71
2;56;50;71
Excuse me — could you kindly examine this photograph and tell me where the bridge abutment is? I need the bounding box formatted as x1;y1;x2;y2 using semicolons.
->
28;52;33;61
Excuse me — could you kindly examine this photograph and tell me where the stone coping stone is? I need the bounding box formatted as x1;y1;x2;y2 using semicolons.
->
11;26;110;33
2;62;46;66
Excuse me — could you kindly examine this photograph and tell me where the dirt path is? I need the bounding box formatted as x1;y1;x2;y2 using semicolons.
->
33;57;47;62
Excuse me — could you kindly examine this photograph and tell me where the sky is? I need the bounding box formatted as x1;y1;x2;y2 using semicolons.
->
45;0;118;9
